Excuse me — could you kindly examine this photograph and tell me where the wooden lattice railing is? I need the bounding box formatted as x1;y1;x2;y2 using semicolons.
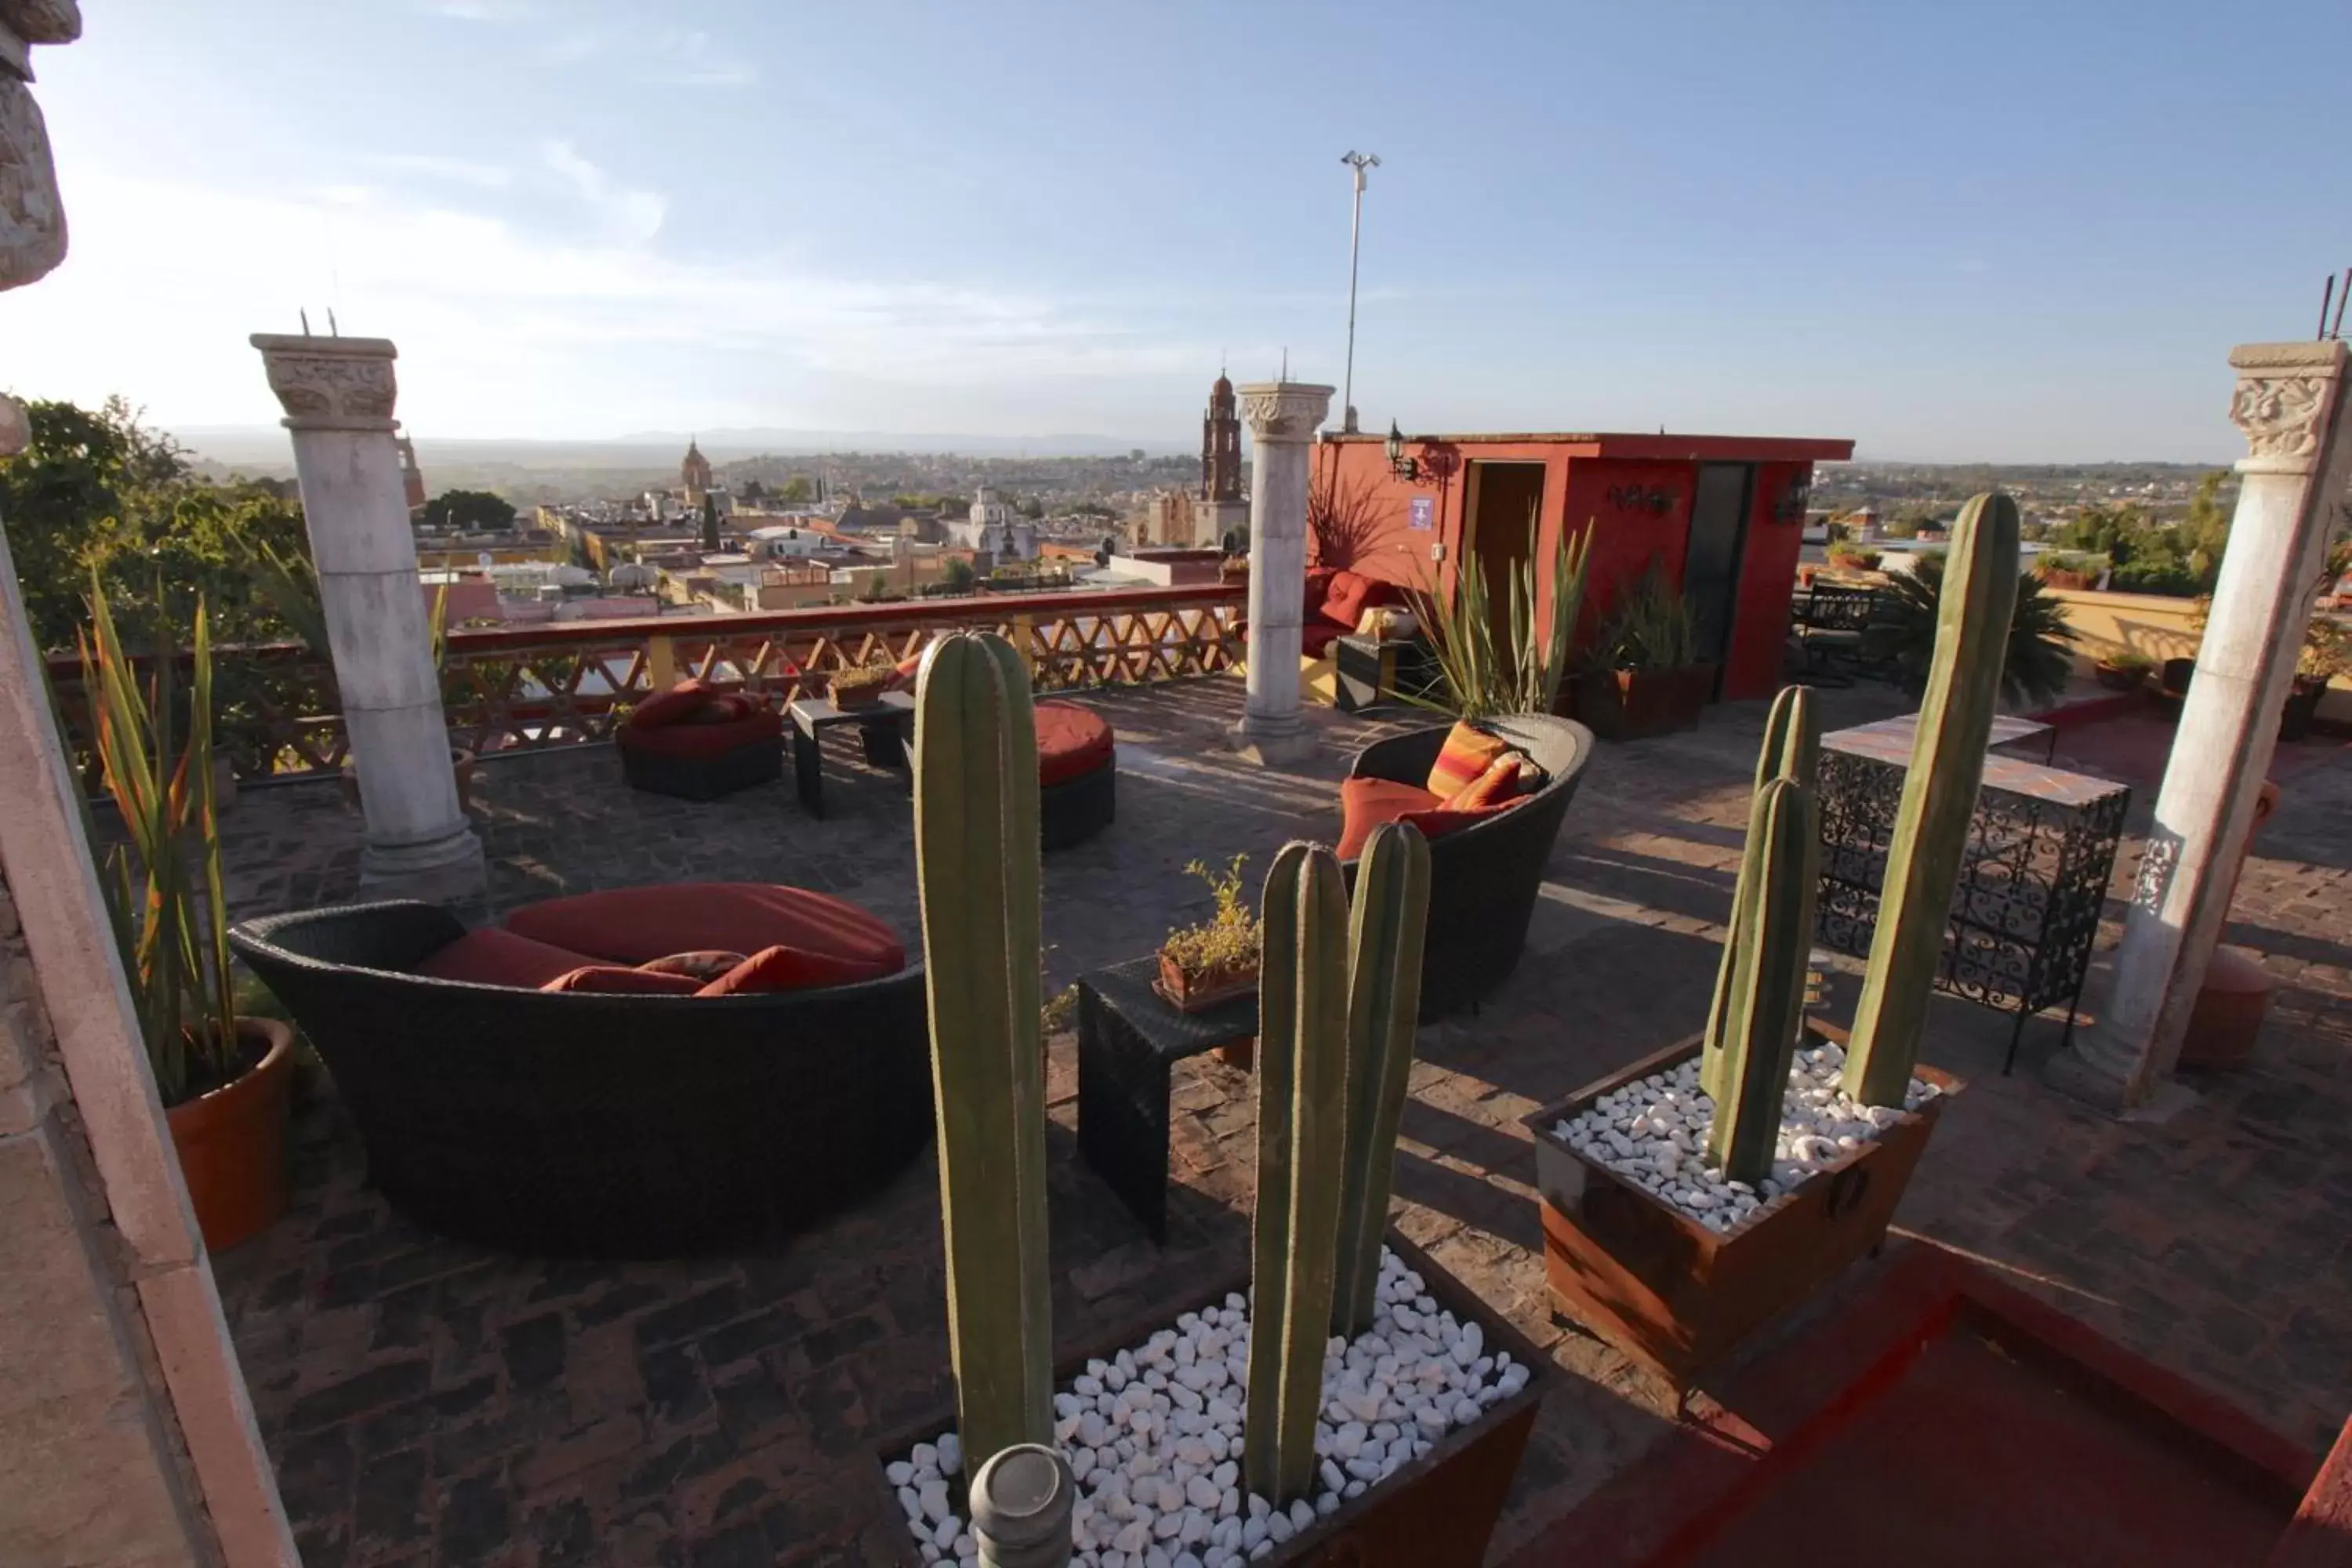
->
43;583;1248;780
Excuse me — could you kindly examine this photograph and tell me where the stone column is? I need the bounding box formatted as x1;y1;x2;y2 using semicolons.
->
1231;380;1334;765
2049;341;2352;1112
252;334;485;901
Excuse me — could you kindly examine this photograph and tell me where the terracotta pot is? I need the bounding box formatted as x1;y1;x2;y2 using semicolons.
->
2040;568;2097;592
165;1018;296;1253
1575;662;1717;741
341;747;477;811
1155;951;1258;1014
1521;1025;1960;1388
873;1231;1546;1568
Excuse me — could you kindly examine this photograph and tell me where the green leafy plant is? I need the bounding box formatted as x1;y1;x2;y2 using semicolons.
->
1406;516;1592;719
1160;854;1259;979
828;656;895;705
1588;561;1698;673
1826;542;1882;572
80;577;238;1107
2099;648;2158;675
1865;553;2076;710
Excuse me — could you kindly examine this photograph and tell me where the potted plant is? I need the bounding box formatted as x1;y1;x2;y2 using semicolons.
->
82;583;296;1253
1575;562;1713;740
1825;542;1882;574
2034;550;2102;592
829;655;895;710
1524;493;2020;1387
2282;617;2348;742
1156;854;1262;1013
1408;517;1590;722
2094;647;2157;692
881;638;1543;1567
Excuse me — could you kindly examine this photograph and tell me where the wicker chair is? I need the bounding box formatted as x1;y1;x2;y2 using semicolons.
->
1343;714;1596;1019
227;902;932;1258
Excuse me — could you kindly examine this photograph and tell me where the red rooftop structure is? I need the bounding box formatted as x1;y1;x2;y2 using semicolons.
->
1312;429;1854;702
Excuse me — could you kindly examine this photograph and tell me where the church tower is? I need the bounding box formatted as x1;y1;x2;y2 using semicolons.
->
1200;372;1240;503
681;437;713;505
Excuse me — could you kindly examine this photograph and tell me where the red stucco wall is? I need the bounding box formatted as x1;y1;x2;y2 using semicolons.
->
1307;437;1832;702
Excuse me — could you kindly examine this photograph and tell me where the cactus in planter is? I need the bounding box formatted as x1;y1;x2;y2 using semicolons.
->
1700;685;1820;1105
1244;824;1431;1504
1843;493;2021;1107
1332;822;1432;1338
913;630;1053;1475
1704;775;1820;1185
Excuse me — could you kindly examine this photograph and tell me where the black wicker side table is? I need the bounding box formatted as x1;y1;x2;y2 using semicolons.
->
787;691;916;818
1076;955;1256;1241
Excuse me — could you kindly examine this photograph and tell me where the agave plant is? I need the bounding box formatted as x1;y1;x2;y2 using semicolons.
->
1866;554;2075;709
79;576;240;1106
1406;512;1592;719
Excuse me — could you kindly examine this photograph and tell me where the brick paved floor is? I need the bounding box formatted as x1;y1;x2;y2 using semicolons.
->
205;676;2352;1565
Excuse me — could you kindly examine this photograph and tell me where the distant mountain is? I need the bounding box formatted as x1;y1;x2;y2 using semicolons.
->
172;424;1189;470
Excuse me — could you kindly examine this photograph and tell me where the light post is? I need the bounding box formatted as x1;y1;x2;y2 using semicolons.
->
1340;150;1380;436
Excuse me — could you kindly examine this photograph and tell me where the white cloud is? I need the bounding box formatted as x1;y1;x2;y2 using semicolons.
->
644;29;755;88
419;0;539;20
0;165;1196;437
539;140;666;243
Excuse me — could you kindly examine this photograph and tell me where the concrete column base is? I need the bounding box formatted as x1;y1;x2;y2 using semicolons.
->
359;821;487;903
2042;1039;2200;1123
1225;716;1320;768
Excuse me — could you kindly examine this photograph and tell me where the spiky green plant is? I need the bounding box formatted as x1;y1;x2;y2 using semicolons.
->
1843;494;2021;1106
1704;775;1820;1185
1407;516;1592;719
80;576;238;1107
1588;561;1698;673
913;630;1052;1474
1867;549;2073;710
1243;822;1431;1504
1700;685;1820;1105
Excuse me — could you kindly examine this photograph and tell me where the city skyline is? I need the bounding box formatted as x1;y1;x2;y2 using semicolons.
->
3;0;2347;462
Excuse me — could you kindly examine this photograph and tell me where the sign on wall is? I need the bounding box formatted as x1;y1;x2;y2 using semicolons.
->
1409;495;1435;531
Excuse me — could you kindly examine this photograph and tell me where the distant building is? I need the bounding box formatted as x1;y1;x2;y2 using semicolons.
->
950;487;1037;561
680;437;714;506
396;430;426;512
1202;372;1241;506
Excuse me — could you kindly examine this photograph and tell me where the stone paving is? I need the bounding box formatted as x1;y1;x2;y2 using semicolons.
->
205;675;2352;1565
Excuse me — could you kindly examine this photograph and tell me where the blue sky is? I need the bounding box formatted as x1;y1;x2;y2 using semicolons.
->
5;0;2346;459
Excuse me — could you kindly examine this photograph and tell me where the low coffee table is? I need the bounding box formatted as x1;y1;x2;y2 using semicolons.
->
1076;955;1256;1241
787;692;916;818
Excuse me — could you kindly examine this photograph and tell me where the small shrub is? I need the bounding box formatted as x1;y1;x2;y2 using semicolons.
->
1160;855;1260;978
1827;543;1882;572
2100;648;2157;674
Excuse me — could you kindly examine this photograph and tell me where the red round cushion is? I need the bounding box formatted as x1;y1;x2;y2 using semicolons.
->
617;709;782;760
1036;702;1114;788
1337;777;1444;859
630;679;715;731
505;883;906;975
417;927;599;989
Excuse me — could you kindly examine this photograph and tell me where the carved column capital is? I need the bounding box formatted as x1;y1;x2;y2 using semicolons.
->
250;335;401;433
2227;340;2349;475
1238;381;1334;445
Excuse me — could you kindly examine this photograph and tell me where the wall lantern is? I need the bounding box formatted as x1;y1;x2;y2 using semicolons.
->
1605;483;1674;517
1385;421;1420;481
1774;475;1813;524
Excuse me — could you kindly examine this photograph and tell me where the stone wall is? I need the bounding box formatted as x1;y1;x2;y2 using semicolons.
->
0;869;220;1567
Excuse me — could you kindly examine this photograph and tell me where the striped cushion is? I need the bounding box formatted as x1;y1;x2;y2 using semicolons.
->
1425;721;1511;802
1445;753;1522;811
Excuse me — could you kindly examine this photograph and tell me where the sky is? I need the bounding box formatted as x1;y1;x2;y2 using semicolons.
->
4;0;2348;460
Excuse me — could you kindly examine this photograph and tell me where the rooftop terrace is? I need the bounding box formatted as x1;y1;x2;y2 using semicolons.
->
204;676;2352;1566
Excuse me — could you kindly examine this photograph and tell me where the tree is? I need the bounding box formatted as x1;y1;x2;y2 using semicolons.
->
1865;554;2076;708
941;556;978;593
421;488;517;532
779;474;815;504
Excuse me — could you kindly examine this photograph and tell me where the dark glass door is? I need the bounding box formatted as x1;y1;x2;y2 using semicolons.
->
1685;463;1753;675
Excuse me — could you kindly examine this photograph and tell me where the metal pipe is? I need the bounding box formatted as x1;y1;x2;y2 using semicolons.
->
1340;151;1380;432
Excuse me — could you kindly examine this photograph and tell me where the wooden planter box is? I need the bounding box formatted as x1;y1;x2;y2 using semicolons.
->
1574;662;1718;741
1521;1029;1959;1389
874;1232;1546;1568
1156;953;1260;1015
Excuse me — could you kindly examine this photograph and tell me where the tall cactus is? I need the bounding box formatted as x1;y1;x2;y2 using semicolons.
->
1245;823;1431;1504
1243;841;1352;1506
1701;685;1820;1103
913;630;1052;1475
1331;822;1432;1338
1705;776;1820;1185
1843;493;2021;1106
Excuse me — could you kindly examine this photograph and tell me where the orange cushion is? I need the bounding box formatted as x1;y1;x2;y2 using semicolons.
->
1400;797;1526;841
418;927;600;989
540;965;705;996
1323;570;1375;630
630;679;714;731
505;883;906;975
694;943;882;997
1036;702;1115;788
637;950;746;982
1425;721;1511;801
1447;754;1522;811
1338;776;1445;859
